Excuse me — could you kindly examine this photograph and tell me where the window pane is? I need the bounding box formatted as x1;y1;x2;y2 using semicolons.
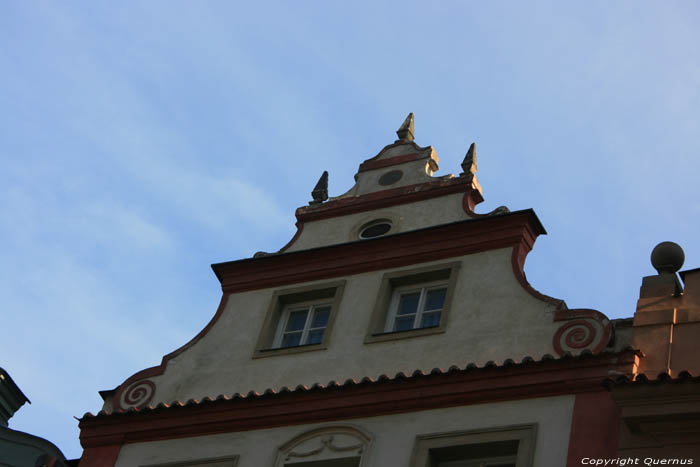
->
394;315;415;332
306;329;325;345
282;332;302;347
424;288;447;311
397;292;421;315
311;306;330;328
420;310;441;328
285;309;309;332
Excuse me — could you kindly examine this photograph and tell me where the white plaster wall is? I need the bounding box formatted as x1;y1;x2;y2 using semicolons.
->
339;158;439;199
114;394;574;467
286;192;471;252
148;248;558;407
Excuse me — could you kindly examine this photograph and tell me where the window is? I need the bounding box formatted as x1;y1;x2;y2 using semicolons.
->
284;459;360;467
359;220;392;239
274;301;332;348
409;425;536;467
140;455;239;467
365;262;460;344
254;281;345;358
385;283;447;332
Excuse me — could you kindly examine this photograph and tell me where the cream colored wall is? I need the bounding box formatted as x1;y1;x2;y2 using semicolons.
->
286;192;471;252
114;394;574;467
138;248;558;408
337;156;439;199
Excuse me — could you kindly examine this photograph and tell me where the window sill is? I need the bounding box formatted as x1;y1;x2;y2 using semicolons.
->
364;324;445;344
252;342;327;359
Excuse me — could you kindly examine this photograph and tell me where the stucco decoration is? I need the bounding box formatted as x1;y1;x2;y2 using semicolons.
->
115;379;155;411
553;309;612;356
274;425;372;467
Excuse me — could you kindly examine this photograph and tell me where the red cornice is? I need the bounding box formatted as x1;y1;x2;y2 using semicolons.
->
295;177;476;223
212;209;546;294
79;351;637;449
278;221;303;254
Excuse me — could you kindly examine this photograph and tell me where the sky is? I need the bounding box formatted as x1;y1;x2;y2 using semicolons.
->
1;1;699;460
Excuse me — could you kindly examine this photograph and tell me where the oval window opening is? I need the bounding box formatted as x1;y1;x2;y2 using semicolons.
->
359;221;392;239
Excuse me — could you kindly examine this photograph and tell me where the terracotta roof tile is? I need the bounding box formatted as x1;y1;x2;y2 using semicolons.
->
82;350;639;420
604;371;699;388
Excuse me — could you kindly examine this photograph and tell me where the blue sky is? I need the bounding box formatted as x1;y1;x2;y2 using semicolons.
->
1;1;699;459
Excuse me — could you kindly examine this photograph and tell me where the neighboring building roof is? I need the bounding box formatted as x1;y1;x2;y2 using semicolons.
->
0;367;30;426
0;367;71;466
606;370;700;386
606;370;700;447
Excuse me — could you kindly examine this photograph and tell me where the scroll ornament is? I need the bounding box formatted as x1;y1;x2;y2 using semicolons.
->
553;309;612;356
117;379;156;411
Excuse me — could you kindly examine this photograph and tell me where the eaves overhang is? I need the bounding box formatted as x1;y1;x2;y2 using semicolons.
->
295;174;473;223
606;372;700;440
211;209;547;293
79;349;637;448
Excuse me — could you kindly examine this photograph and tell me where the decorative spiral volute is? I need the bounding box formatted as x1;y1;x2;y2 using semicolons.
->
120;380;156;410
553;319;601;356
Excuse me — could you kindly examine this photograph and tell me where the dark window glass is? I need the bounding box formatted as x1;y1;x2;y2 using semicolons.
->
421;311;441;328
360;222;392;239
307;329;324;344
312;307;331;328
282;332;302;347
398;292;420;315
286;310;308;331
425;288;447;311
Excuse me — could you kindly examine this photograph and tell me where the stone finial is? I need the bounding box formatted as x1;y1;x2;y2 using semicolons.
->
651;241;685;275
310;171;329;205
396;113;415;142
460;142;477;176
640;242;685;298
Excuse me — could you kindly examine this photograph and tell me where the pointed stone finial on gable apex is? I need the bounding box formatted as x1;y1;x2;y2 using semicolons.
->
460;142;477;176
310;171;329;205
395;112;415;142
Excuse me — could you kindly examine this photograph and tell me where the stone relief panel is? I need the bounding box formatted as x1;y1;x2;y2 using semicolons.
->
274;425;372;467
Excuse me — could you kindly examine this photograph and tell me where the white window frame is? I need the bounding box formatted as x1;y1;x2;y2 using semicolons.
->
273;299;333;349
384;281;448;333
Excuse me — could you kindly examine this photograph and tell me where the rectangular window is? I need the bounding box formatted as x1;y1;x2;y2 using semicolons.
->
140;455;239;467
275;302;332;348
254;281;345;358
386;283;447;332
284;458;361;467
409;425;536;467
365;262;460;344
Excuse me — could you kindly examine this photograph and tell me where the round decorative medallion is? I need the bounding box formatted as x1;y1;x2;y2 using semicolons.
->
378;170;403;186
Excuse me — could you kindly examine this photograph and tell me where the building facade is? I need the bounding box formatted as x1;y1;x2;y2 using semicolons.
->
78;115;700;466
